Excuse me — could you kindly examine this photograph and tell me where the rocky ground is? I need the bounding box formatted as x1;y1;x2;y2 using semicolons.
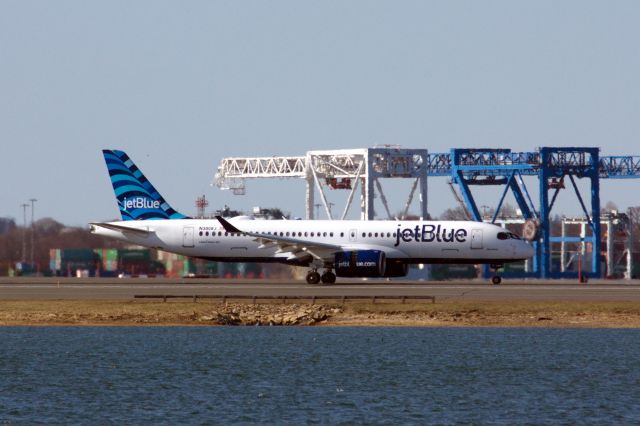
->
0;301;332;326
2;300;640;327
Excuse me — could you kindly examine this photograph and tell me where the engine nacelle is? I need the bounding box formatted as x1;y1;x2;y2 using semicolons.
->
334;250;386;277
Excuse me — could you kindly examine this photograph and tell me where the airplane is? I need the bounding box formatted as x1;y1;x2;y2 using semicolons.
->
91;150;535;284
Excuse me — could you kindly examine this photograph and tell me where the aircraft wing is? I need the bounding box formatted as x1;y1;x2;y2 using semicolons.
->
89;222;152;236
216;216;340;262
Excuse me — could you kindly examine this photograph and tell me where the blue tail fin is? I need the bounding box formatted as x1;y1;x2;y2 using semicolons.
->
102;150;190;221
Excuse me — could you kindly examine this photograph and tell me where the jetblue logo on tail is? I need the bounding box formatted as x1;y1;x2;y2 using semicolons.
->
102;150;190;221
123;197;161;210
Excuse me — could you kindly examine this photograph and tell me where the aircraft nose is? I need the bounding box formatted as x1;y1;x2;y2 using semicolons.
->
521;242;535;258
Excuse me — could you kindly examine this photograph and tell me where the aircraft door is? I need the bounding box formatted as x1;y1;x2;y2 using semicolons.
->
183;226;195;248
471;229;483;249
349;229;357;242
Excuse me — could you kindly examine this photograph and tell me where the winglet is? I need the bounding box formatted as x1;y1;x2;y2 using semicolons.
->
216;216;242;233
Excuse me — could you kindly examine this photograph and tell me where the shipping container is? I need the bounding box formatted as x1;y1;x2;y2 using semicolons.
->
49;249;100;277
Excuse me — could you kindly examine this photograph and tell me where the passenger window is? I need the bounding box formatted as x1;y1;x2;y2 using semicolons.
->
311;232;315;237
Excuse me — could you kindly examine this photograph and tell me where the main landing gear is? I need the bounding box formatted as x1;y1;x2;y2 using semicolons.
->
306;269;336;285
490;264;503;285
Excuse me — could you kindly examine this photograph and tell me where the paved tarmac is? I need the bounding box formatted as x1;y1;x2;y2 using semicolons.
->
0;277;639;301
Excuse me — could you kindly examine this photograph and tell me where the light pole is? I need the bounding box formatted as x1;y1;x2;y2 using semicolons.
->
21;203;29;263
29;198;37;266
481;205;489;219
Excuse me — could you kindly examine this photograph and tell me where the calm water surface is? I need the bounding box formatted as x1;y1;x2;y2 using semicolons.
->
1;327;639;425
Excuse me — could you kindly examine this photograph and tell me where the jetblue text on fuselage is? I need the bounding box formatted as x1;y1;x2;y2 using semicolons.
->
394;224;468;247
123;197;161;210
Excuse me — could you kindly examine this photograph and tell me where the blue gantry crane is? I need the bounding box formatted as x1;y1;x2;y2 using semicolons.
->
215;146;640;279
426;147;640;279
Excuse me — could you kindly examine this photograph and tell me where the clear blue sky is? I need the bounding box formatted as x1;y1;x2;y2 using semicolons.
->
2;1;639;225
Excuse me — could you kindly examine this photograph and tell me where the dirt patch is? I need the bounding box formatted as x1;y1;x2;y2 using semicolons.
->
329;301;640;327
1;300;640;327
0;300;331;326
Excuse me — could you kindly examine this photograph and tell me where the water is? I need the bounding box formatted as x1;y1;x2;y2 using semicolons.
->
1;327;639;425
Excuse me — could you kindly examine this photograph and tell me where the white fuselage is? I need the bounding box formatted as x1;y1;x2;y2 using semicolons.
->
91;217;534;265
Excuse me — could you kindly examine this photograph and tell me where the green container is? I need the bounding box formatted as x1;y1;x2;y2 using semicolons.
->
62;249;96;262
118;249;151;262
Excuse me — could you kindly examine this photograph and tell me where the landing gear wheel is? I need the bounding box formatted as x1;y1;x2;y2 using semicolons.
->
489;264;504;285
306;271;321;285
321;271;336;284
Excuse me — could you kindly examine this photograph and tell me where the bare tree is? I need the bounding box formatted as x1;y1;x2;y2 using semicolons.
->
602;201;619;214
439;206;469;220
628;206;640;225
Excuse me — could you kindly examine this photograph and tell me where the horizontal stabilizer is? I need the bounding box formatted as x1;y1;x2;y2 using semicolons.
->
90;222;152;236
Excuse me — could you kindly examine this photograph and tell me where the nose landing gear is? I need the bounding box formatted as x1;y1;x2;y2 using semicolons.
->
489;264;504;285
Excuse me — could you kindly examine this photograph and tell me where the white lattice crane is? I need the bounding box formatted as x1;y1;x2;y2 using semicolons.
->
213;147;429;220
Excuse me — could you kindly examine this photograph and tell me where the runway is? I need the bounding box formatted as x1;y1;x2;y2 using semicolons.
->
1;277;639;301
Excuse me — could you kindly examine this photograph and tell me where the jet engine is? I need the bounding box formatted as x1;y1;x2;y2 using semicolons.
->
334;251;409;278
334;250;386;277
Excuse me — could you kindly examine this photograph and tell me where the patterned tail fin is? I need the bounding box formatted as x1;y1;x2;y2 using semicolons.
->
102;150;189;221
